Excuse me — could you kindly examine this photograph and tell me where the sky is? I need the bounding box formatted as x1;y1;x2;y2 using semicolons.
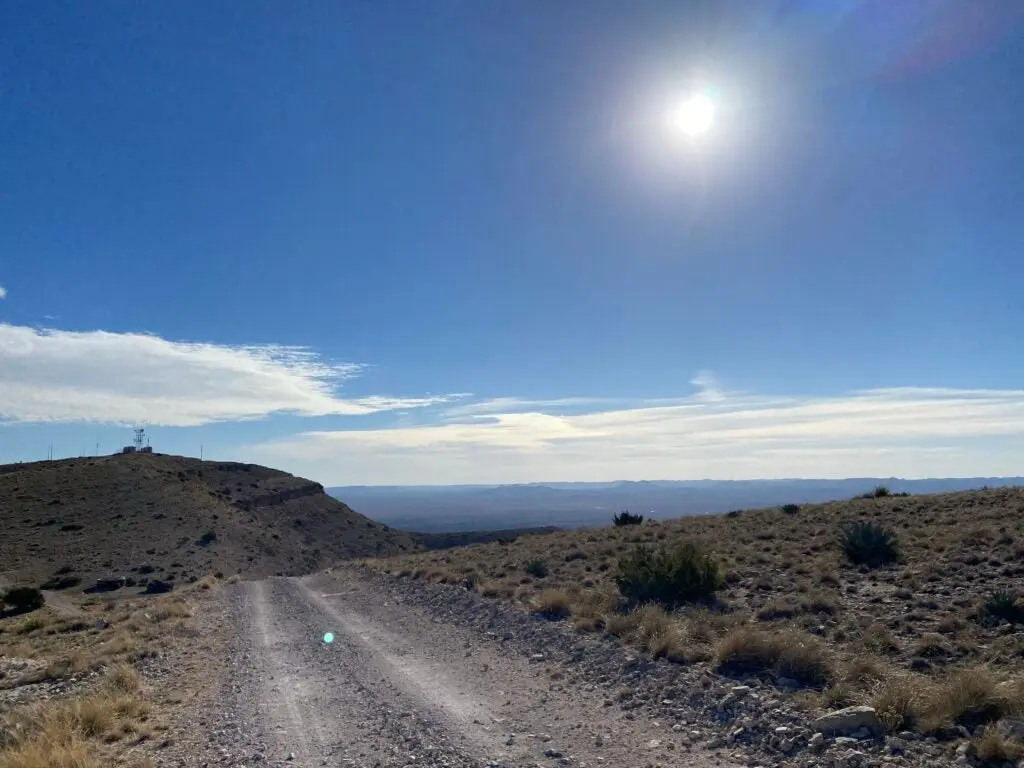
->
2;1;1023;485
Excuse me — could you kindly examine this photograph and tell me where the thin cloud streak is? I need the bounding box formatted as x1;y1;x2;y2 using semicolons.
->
0;324;451;427
249;385;1024;484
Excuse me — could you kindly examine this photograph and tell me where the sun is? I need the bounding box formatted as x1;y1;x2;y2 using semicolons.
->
675;93;715;137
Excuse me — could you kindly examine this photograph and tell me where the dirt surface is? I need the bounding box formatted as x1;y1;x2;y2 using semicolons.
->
197;572;735;768
0;453;417;589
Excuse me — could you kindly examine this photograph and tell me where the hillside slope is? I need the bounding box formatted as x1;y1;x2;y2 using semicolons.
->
0;453;417;590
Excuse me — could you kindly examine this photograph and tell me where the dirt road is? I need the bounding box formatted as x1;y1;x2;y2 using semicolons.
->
229;573;732;767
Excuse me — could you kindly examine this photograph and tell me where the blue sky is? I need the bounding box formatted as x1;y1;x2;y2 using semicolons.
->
2;1;1023;484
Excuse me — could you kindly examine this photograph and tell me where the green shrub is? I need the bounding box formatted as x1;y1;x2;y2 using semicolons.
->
839;521;899;567
978;591;1024;626
613;511;644;526
2;586;45;615
197;530;217;546
780;504;800;515
524;558;549;578
615;542;722;608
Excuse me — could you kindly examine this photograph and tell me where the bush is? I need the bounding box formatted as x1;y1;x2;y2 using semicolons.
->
143;580;173;595
197;530;217;546
613;510;644;526
715;627;833;687
2;586;45;615
615;542;722;608
838;521;899;567
780;504;800;515
39;575;82;591
978;590;1024;626
533;589;572;620
524;558;549;578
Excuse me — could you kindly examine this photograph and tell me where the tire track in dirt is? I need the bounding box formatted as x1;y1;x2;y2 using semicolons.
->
236;575;732;767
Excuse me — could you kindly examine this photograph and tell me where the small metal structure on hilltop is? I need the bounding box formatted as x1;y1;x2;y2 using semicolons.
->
123;427;154;454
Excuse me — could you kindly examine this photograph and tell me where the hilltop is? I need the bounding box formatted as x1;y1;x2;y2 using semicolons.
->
0;452;417;591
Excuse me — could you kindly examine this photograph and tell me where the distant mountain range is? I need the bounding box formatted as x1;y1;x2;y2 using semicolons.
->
328;477;1024;533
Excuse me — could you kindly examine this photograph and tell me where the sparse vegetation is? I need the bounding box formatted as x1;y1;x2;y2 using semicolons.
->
715;627;832;687
2;586;45;615
197;529;217;546
838;520;899;566
780;503;800;515
612;510;644;526
615;542;722;608
532;589;572;620
524;558;549;578
369;486;1024;743
978;590;1024;626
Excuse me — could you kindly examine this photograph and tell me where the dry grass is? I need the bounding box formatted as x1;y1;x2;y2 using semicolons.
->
0;585;213;768
715;627;833;687
532;589;572;620
0;668;155;768
368;486;1024;726
975;725;1024;762
921;668;1024;733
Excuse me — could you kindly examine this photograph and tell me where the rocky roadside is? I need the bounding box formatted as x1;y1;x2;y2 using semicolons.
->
344;565;1022;768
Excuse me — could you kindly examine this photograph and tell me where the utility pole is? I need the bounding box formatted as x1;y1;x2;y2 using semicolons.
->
200;445;204;460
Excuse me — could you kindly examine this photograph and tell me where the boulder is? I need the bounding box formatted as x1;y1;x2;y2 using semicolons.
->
812;706;883;737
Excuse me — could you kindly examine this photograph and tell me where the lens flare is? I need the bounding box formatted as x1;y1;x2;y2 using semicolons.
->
323;631;334;644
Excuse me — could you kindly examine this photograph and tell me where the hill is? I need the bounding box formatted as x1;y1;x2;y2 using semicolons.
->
368;487;1024;745
0;453;417;592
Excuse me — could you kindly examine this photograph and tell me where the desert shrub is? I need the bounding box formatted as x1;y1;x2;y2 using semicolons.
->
615;542;722;608
613;511;644;526
2;586;45;615
715;627;832;687
725;509;742;518
524;559;549;578
532;589;572;620
921;668;1024;733
873;486;891;497
197;530;217;546
839;521;899;567
39;575;82;591
978;591;1024;626
779;503;800;515
143;580;172;595
975;725;1024;762
872;675;925;732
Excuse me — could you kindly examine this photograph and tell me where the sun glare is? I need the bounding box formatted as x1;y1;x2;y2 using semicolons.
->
675;93;715;137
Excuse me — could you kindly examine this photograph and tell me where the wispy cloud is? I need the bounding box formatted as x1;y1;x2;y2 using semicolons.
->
0;285;7;300
248;381;1024;484
443;396;618;418
0;324;451;427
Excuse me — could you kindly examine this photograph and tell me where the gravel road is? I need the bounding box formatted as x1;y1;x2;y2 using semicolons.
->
227;573;734;768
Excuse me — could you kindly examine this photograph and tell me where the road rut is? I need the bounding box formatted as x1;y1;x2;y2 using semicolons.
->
233;573;731;767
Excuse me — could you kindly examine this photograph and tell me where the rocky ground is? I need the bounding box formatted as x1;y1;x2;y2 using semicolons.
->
339;566;1012;768
160;565;1024;768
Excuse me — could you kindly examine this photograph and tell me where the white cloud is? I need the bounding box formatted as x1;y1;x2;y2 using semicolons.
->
248;383;1024;484
0;324;450;427
0;285;6;299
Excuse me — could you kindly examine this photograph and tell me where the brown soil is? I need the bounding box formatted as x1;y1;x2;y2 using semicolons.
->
0;453;418;592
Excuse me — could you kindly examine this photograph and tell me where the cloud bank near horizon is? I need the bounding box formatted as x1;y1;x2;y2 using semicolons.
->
248;383;1024;485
